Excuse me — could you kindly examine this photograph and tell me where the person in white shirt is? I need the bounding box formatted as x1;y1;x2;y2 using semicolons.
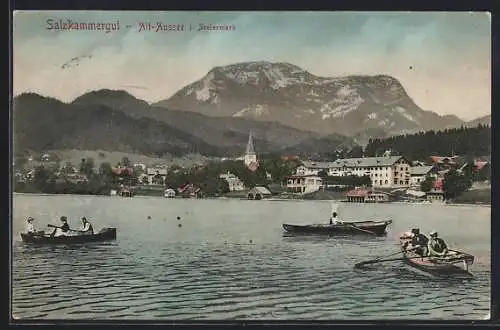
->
25;217;35;234
329;203;343;225
329;211;343;225
79;217;94;235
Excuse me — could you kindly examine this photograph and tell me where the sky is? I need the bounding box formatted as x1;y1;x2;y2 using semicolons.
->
13;11;491;121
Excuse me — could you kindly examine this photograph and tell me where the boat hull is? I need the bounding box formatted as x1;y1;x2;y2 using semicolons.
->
282;220;392;236
400;236;474;277
20;227;117;245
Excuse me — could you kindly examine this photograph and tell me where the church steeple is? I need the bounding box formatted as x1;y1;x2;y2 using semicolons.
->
245;130;255;155
244;130;258;170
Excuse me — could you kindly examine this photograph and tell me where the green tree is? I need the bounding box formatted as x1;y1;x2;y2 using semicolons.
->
420;176;435;192
33;165;50;192
347;146;364;158
443;170;472;199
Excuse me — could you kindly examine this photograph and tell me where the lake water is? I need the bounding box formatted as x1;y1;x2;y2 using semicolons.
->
11;194;491;321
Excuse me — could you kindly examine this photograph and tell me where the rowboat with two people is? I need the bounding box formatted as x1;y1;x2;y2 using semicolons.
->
354;228;474;278
282;203;392;236
399;229;474;277
20;216;117;245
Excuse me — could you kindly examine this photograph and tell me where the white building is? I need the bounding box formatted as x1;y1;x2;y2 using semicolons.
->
295;156;412;188
164;188;176;198
219;171;245;191
295;162;330;176
146;167;168;185
410;165;437;187
286;175;324;194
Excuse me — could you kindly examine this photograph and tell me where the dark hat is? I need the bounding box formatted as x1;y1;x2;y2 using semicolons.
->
27;217;34;222
82;217;87;221
60;216;67;222
411;228;420;234
430;231;438;237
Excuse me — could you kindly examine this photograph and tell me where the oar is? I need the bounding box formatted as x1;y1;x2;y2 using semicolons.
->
47;224;84;233
356;247;418;267
346;224;377;235
354;255;423;268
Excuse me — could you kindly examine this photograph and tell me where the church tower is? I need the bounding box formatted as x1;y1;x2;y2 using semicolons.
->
244;131;258;171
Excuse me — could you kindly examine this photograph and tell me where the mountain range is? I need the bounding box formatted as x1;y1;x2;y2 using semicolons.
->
13;91;356;159
13;61;488;159
154;61;474;137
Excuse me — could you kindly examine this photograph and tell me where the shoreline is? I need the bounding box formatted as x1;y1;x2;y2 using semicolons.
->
12;191;491;206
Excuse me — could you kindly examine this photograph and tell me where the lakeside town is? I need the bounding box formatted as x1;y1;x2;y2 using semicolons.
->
13;131;491;205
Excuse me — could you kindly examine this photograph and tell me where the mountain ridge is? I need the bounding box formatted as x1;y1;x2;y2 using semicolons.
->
13;91;357;158
153;61;467;137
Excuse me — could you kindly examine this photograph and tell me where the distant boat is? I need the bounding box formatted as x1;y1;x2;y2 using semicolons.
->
282;220;392;236
20;228;117;245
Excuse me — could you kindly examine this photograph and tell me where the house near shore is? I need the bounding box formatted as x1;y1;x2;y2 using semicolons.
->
118;187;134;197
404;189;427;201
286;175;323;194
425;178;445;202
247;186;272;200
146;167;168;185
178;183;204;198
164;188;176;198
410;165;438;187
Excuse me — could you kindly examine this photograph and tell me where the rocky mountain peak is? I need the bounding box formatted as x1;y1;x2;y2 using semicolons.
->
151;61;465;137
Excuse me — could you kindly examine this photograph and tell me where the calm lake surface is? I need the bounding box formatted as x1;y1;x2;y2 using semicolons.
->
12;194;491;321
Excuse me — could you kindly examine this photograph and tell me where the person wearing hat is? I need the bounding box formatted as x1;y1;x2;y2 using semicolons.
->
409;228;429;256
79;217;94;235
50;216;71;237
25;217;36;234
427;231;448;258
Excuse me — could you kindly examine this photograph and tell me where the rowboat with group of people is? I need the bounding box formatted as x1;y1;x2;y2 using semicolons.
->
20;216;117;244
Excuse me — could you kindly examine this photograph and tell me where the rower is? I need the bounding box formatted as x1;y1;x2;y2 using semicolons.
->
50;216;71;237
410;228;429;256
79;217;94;235
25;217;36;234
329;212;343;225
427;231;448;257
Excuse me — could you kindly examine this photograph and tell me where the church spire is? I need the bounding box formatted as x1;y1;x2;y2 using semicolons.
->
245;130;255;155
244;130;258;170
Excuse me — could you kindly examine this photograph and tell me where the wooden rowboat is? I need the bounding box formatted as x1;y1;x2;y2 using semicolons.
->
282;220;392;236
20;227;117;245
400;234;474;277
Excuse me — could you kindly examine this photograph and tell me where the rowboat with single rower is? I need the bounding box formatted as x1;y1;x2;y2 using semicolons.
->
282;220;392;236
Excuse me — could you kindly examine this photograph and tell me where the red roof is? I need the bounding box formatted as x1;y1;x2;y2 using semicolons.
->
247;161;259;172
474;160;488;171
431;156;457;164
